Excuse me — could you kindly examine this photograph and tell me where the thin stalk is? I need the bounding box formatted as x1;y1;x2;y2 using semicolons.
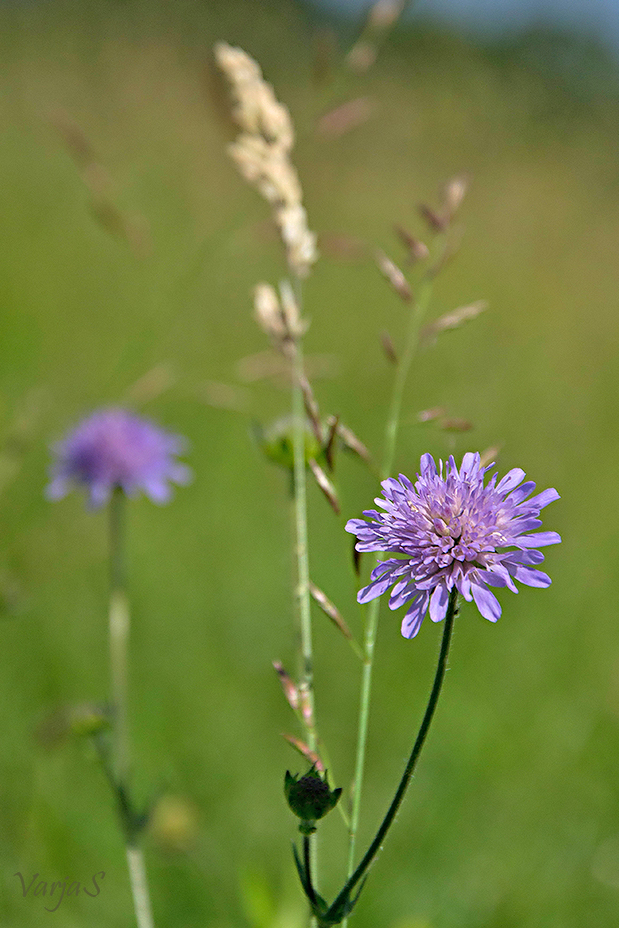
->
332;590;457;917
288;273;320;912
126;846;156;928
109;489;129;783
303;836;317;906
108;489;156;928
382;276;434;480
345;277;434;882
291;339;316;754
291;338;319;899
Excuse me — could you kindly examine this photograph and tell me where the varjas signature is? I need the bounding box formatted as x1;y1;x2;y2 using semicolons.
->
14;871;105;912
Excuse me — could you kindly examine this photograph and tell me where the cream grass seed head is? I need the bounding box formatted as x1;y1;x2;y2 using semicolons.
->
215;42;317;279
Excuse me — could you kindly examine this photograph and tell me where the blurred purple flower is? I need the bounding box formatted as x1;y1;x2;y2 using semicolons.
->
346;453;560;639
47;408;191;508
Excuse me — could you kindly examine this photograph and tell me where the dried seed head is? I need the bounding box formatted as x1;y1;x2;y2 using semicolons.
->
215;42;317;279
276;204;318;279
375;249;412;302
279;280;306;339
421;300;488;346
380;330;398;365
297;373;322;445
417;406;446;423
214;42;294;150
228;135;301;205
479;444;502;468
394;225;430;263
253;280;309;352
282;733;324;771
346;41;377;73
254;282;286;341
309;458;340;515
336;422;372;465
440;417;473;432
443;174;468;219
419;203;448;234
273;661;300;711
50;108;95;167
317;97;373;138
309;582;354;640
298;682;315;727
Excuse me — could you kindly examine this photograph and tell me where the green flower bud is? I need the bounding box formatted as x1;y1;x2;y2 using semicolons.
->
253;417;322;473
284;766;342;834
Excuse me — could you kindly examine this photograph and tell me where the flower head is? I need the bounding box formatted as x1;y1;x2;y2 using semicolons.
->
346;453;560;639
47;408;191;508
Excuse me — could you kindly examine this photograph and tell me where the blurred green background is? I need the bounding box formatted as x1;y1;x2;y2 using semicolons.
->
0;1;617;925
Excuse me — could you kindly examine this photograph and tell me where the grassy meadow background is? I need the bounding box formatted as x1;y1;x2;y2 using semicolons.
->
0;1;618;925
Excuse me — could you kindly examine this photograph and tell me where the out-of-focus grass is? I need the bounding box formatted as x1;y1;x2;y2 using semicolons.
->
1;1;618;926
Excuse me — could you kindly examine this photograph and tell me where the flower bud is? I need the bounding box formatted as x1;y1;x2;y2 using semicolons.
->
284;766;342;835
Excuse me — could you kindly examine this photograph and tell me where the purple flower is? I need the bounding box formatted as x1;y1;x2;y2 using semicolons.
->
47;408;191;508
346;453;560;639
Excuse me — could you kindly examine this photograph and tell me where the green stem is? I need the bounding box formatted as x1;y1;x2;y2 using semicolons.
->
289;278;320;912
332;589;458;916
382;277;433;479
345;277;434;883
126;845;156;928
291;339;316;755
109;489;129;784
303;835;317;906
108;489;156;928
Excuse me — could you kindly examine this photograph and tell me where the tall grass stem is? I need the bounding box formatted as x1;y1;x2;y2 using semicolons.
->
345;277;434;889
289;279;320;912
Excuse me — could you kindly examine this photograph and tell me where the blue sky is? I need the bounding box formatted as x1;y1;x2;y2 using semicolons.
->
305;0;619;46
